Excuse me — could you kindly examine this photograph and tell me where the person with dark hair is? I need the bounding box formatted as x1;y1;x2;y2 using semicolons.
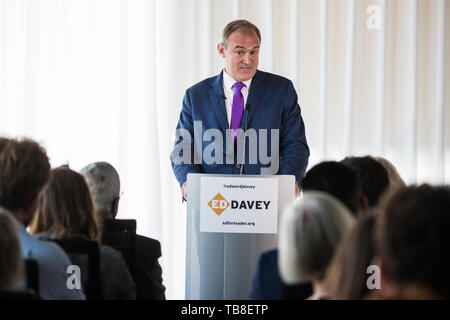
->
171;19;309;200
0;137;84;299
340;156;389;208
301;161;366;216
29;166;136;300
325;214;376;299
373;184;450;299
80;161;166;300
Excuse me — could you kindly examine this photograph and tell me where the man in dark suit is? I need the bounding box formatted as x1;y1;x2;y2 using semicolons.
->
80;162;166;300
171;19;309;199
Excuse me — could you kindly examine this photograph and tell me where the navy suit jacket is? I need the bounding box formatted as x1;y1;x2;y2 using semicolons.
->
250;249;312;300
171;70;309;186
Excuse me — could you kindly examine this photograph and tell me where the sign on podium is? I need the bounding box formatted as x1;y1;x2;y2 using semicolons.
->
185;173;295;300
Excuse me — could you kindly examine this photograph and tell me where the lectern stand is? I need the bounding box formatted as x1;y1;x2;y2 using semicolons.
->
185;173;295;300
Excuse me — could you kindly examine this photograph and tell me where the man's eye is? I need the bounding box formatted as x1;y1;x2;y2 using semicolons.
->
237;51;244;55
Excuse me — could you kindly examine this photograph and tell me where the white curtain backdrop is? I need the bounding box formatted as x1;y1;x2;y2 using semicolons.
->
0;0;448;299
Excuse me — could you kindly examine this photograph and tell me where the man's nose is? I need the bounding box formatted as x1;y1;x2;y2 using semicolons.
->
243;53;251;64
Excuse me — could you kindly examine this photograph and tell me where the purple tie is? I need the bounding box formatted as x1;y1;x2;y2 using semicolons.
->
230;81;245;142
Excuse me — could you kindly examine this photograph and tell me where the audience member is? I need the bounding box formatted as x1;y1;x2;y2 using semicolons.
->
3;135;440;302
29;166;136;300
301;161;367;216
325;214;376;299
0;207;23;292
278;191;355;300
80;161;166;300
373;184;450;299
0;137;85;299
250;247;312;300
374;156;406;203
340;156;389;209
250;161;364;300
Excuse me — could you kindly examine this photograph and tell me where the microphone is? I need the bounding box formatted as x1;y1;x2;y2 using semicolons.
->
240;103;251;175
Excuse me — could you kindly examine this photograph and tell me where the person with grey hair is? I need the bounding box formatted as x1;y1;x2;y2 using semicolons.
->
278;191;355;300
0;207;24;292
80;161;166;300
80;161;121;220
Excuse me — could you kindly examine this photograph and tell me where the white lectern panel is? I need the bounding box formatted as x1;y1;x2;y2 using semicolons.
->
185;173;295;300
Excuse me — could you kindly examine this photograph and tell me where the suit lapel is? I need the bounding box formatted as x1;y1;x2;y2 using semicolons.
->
208;71;228;132
244;70;267;126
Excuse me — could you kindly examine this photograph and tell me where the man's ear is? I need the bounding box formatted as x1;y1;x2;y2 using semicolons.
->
217;43;225;58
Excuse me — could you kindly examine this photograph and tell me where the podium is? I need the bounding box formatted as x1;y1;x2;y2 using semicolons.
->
185;173;295;300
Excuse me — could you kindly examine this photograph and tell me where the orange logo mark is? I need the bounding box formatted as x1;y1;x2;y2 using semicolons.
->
208;193;230;216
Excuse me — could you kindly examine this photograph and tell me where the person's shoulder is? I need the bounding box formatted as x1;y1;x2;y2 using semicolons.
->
22;233;69;260
136;234;160;248
99;244;130;273
136;234;161;258
257;70;292;86
259;248;278;264
22;236;74;278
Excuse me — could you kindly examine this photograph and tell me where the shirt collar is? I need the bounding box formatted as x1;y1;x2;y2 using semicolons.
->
223;69;252;91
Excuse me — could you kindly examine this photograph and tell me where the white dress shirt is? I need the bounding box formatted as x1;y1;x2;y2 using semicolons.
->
222;69;253;127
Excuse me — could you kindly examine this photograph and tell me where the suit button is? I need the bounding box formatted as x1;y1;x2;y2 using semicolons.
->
235;164;240;169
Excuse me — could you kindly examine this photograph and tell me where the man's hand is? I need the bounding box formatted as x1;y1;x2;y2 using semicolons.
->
181;182;187;201
295;183;300;197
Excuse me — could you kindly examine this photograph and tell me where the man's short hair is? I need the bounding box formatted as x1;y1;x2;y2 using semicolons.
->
377;184;450;298
0;137;50;212
80;162;120;214
301;161;362;215
222;19;261;48
340;156;389;208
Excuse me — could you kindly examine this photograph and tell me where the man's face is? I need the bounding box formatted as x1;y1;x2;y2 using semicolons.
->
218;29;260;82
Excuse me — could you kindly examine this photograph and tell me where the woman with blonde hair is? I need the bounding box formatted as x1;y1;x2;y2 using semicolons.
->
374;156;406;203
30;166;135;299
325;214;376;299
